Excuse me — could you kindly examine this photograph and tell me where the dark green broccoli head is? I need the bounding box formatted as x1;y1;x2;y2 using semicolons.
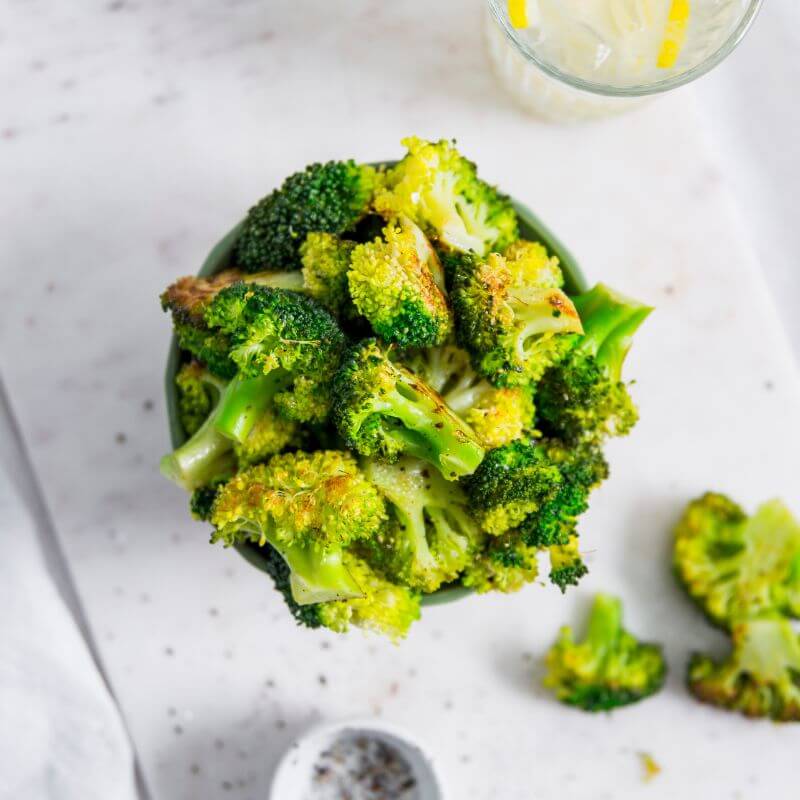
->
332;339;485;481
544;594;666;711
465;440;562;535
172;320;237;380
451;251;583;386
234;161;377;271
189;483;224;522
374;137;518;257
348;217;451;347
536;283;652;444
674;493;800;629
688;616;800;721
362;457;481;593
204;284;347;422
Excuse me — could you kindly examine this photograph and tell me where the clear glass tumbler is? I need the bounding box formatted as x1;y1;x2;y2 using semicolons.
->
485;0;764;122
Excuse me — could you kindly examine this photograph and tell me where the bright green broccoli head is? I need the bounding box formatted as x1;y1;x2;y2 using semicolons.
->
688;616;800;721
544;594;666;711
204;284;346;422
402;344;535;449
348;217;451;347
175;361;226;436
332;339;485;481
465;440;562;535
536;283;652;444
234;160;377;271
674;493;800;629
374;137;518;257
363;457;481;593
462;532;539;594
317;552;422;641
503;239;564;289
299;232;356;315
520;439;608;549
548;534;589;592
452;251;583;386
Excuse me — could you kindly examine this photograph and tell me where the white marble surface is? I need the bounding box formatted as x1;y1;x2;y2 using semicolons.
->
1;2;799;799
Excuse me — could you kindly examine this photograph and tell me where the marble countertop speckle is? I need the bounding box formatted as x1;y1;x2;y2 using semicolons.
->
1;2;799;800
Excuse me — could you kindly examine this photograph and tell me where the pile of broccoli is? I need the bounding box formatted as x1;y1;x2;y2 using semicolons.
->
674;493;800;721
160;136;651;640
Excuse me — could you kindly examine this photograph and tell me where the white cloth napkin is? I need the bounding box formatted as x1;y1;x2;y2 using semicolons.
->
0;383;141;800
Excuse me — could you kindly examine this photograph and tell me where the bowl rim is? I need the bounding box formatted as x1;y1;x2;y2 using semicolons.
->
164;181;588;606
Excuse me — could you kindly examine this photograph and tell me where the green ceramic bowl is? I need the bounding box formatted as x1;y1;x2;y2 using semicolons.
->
164;194;587;607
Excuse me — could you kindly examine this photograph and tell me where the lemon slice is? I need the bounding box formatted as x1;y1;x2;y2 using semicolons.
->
508;0;529;29
657;0;691;69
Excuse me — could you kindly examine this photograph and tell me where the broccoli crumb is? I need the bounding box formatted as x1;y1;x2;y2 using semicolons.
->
638;752;661;782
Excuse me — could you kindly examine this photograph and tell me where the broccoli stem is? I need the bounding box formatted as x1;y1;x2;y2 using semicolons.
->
572;285;652;382
380;382;485;479
249;271;306;292
214;372;285;444
280;541;365;605
586;594;622;655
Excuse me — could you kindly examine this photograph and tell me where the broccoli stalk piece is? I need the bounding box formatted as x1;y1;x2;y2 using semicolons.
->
537;283;652;444
348;217;451;347
234;160;377;271
374;137;518;256
363;457;481;593
452;251;584;386
204;284;347;424
462;532;539;594
548;535;589;592
403;345;535;449
674;493;800;629
333;339;485;480
544;594;667;711
688;616;800;721
210;451;386;604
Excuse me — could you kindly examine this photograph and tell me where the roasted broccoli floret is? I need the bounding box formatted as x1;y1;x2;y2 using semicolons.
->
688;616;800;721
374;137;518;257
234;161;376;271
465;440;562;535
452;251;583;386
204;284;346;427
462;532;539;594
363;457;481;593
210;451;386;603
403;345;535;449
548;534;589;592
348;217;451;347
544;594;666;711
520;439;608;548
299;232;356;315
332;339;485;480
503;239;564;289
537;283;652;444
674;493;800;629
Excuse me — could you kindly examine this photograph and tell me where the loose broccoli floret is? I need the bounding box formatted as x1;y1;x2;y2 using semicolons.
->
234;161;377;271
688;616;800;721
462;532;539;594
465;440;562;535
333;340;485;480
210;451;386;604
452;251;583;386
537;283;652;444
544;594;666;711
348;217;451;347
520;439;608;548
362;457;480;593
374;137;518;257
548;534;589;592
204;284;347;426
161;372;280;490
403;345;535;449
503;239;564;289
674;493;800;629
175;361;226;436
299;232;356;315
